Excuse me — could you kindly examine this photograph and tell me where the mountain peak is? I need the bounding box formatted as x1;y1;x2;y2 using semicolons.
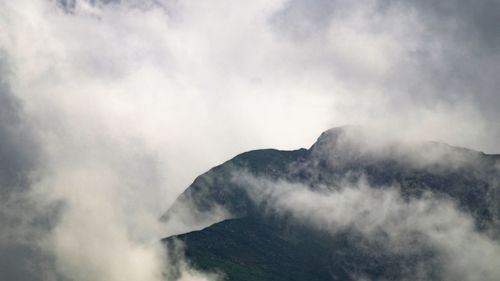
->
310;125;360;150
163;126;500;281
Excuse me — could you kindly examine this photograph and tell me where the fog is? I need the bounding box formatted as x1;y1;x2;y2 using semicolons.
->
1;0;499;280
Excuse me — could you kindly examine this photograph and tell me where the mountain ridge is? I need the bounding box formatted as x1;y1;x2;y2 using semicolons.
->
162;126;500;280
162;126;500;232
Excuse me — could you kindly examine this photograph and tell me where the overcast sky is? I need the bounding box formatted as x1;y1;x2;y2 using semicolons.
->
1;0;500;280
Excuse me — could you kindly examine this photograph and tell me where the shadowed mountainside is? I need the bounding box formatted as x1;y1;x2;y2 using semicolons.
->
162;126;500;280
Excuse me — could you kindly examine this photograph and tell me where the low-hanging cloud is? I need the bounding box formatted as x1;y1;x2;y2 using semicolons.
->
237;174;500;281
1;0;499;280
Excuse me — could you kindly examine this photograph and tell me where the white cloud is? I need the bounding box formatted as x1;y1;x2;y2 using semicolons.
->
238;174;500;280
1;0;499;280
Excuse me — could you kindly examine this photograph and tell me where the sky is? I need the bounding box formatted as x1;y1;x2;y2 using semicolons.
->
1;0;500;280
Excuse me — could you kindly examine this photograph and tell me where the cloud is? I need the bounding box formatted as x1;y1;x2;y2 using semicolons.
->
237;174;500;280
0;55;62;281
270;0;500;152
0;0;499;280
164;239;221;281
0;2;218;280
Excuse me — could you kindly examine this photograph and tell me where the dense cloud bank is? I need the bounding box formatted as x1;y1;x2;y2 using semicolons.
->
1;0;499;280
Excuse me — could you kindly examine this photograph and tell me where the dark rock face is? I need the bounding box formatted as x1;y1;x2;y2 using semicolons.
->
162;126;500;280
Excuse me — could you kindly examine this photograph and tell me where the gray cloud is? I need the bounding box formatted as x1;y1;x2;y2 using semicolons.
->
1;0;500;280
0;56;62;281
0;57;37;192
270;0;500;152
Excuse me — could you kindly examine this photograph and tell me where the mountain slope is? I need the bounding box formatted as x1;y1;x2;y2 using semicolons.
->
165;217;444;281
162;126;500;280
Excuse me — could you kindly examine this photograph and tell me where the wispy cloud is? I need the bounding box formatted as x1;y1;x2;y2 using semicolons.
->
1;0;499;280
237;174;500;280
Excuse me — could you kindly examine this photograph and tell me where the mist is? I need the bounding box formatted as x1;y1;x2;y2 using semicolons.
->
237;174;500;280
1;0;500;280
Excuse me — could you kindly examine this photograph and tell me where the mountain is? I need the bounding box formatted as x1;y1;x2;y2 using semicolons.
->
162;126;500;280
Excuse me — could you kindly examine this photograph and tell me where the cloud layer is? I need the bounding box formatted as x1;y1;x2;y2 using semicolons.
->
1;0;499;280
238;175;500;281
